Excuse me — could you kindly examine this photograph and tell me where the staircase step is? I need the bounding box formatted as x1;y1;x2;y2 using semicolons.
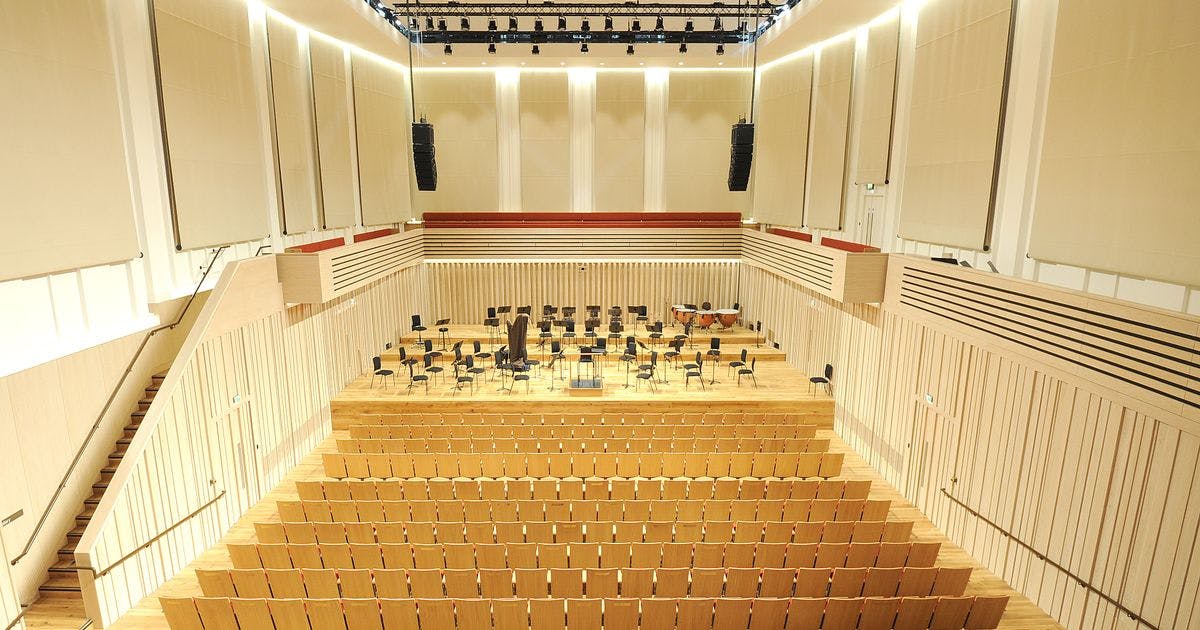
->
50;557;78;572
77;504;96;520
39;570;81;593
124;423;140;433
84;490;105;506
151;373;167;383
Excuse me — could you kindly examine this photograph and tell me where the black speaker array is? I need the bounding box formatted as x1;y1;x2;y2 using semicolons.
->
727;122;754;191
412;121;437;191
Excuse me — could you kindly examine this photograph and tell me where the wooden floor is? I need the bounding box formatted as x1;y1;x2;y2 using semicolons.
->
31;355;1062;629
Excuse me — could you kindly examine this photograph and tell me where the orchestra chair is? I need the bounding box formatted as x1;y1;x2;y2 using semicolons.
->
636;351;659;392
472;341;492;365
411;314;427;346
684;353;705;390
738;358;759;387
455;356;476;395
538;320;553;349
408;357;430;393
728;349;748;376
371;356;395;388
810;364;833;395
635;305;649;331
423;352;445;384
648;321;664;347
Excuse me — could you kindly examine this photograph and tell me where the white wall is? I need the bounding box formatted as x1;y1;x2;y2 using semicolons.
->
756;0;1200;316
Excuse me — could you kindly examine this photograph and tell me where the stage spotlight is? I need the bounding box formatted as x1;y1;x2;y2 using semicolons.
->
558;16;567;30
581;17;590;32
679;42;687;53
460;17;470;30
437;18;447;31
716;44;725;55
509;16;518;30
604;15;613;30
581;42;589;53
425;16;434;30
488;42;497;54
443;43;453;55
532;44;541;55
626;44;635;55
714;16;723;30
738;20;747;32
488;17;497;31
409;17;419;29
655;16;664;31
684;19;694;32
534;17;543;31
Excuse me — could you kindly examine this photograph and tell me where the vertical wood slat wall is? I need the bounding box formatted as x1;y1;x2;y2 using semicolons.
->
426;261;740;326
738;261;1200;630
78;261;428;627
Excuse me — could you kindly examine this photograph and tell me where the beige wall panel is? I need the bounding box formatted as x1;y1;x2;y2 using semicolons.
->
154;0;271;250
751;55;813;227
520;72;571;211
806;39;855;229
594;72;646;211
353;53;414;226
413;70;499;212
266;14;318;235
427;261;739;324
0;0;139;281
665;71;752;213
309;37;356;229
1029;0;1200;286
899;0;1012;249
854;17;900;185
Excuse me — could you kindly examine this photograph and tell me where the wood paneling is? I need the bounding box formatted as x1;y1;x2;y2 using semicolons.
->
424;260;739;324
76;257;428;627
422;229;741;261
276;231;425;304
741;230;888;304
742;252;1200;630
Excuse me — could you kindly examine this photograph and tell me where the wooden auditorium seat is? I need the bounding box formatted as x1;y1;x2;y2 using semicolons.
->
347;423;820;439
334;436;831;454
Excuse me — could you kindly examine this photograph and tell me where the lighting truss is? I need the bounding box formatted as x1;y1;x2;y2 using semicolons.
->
368;0;797;43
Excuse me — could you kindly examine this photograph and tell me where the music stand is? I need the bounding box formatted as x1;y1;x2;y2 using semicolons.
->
435;318;451;351
497;306;512;317
517;305;532;315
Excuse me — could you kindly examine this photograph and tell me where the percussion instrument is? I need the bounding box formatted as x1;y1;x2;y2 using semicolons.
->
695;310;717;329
676;307;695;325
716;309;739;329
671;304;686;323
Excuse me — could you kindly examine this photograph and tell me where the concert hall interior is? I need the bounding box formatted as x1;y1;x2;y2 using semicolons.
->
1;0;1198;629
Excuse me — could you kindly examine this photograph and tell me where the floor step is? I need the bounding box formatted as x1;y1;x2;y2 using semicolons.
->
39;570;81;593
77;505;95;521
50;557;78;572
84;490;105;506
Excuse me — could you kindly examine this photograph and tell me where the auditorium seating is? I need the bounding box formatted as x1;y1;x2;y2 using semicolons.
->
158;405;1007;629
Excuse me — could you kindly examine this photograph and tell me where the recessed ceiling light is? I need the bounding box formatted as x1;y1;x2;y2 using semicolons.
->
560;61;566;66
677;61;684;65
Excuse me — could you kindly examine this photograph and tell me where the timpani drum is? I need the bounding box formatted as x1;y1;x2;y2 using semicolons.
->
695;310;717;329
716;309;739;329
677;307;696;325
671;304;687;324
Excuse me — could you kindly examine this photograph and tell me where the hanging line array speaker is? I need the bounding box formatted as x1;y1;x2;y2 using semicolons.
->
413;120;437;191
728;122;754;191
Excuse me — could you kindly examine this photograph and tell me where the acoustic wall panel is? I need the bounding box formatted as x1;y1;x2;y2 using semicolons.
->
412;70;499;212
899;0;1013;249
309;36;356;229
854;16;900;185
153;0;270;250
751;54;813;227
594;72;646;211
519;72;571;211
1029;0;1200;286
266;14;318;235
806;39;855;229
352;52;413;225
665;71;752;213
0;0;138;280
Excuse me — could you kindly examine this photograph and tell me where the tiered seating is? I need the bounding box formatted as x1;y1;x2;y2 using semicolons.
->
161;411;1008;629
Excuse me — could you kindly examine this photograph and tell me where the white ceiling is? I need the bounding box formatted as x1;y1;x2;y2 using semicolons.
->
261;0;902;69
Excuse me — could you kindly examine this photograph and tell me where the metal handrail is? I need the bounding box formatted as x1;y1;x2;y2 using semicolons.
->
939;488;1154;630
2;606;26;630
10;247;226;566
80;490;225;578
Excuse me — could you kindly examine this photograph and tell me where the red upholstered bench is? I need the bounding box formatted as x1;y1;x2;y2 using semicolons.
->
353;228;399;242
768;228;814;242
423;212;742;229
284;237;346;254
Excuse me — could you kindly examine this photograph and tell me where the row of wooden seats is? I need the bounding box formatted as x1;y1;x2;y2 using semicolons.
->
278;498;891;525
161;595;1009;630
298;478;871;503
197;566;973;600
258;519;912;546
346;411;815;427
228;541;943;571
336;437;828;455
348;424;819;440
322;451;844;480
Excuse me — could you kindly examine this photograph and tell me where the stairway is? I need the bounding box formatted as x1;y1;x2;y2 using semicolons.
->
37;373;167;599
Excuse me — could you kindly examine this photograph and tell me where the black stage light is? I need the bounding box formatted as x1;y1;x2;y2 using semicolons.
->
684;19;694;32
509;16;519;30
655;16;664;31
581;17;590;32
626;44;635;55
488;42;497;54
716;44;725;55
679;42;687;53
534;17;544;31
631;19;641;31
581;42;589;53
604;15;613;30
460;17;470;30
443;43;453;55
425;16;434;30
437;18;447;31
558;16;567;30
714;16;723;30
488;18;497;31
532;44;541;55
